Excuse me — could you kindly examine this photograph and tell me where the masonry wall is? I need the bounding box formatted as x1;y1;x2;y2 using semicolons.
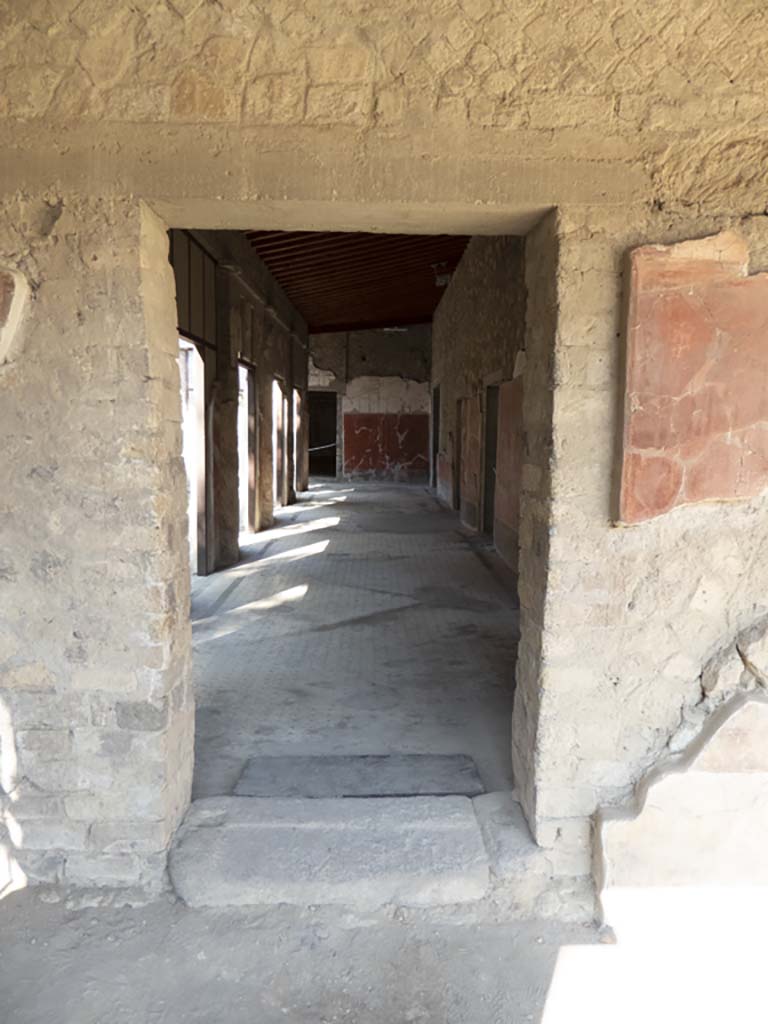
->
0;199;193;891
512;206;768;866
309;326;431;481
431;237;527;566
4;0;768;895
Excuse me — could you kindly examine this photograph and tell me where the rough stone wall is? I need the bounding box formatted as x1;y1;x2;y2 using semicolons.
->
3;2;768;220
0;198;193;890
431;236;527;535
4;1;768;891
514;206;768;857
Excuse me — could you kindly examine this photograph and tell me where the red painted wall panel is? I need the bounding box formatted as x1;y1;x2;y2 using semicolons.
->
343;413;429;481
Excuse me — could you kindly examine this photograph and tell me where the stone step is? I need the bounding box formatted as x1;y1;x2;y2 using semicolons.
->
233;753;485;798
169;796;491;909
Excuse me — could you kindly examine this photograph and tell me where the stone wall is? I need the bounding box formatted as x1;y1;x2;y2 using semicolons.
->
3;2;767;221
309;327;431;480
0;199;193;891
431;236;527;555
4;1;768;894
512;206;768;859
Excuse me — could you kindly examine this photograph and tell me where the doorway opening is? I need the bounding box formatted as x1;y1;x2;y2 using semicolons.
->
272;379;287;509
454;398;463;512
308;390;338;477
238;363;256;534
178;337;206;575
431;385;440;488
483;384;500;537
174;225;528;873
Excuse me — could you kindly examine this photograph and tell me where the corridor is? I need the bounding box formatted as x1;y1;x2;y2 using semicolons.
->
190;482;519;801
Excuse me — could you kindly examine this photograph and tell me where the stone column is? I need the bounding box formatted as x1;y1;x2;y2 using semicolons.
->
0;198;193;891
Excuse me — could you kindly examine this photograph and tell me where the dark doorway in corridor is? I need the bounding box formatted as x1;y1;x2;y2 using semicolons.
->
483;385;500;536
308;390;337;477
431;385;440;487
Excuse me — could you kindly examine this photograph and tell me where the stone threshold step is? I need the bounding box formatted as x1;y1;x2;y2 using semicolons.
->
169;796;490;910
233;753;485;798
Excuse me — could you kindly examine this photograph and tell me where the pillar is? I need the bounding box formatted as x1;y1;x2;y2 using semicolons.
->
0;197;193;890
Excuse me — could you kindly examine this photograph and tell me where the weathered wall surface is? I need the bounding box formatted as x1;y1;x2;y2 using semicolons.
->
3;1;768;894
0;199;193;890
3;2;768;225
431;236;527;549
512;206;768;860
310;327;431;480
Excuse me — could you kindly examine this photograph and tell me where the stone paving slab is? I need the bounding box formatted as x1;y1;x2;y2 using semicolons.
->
233;754;485;798
169;796;490;909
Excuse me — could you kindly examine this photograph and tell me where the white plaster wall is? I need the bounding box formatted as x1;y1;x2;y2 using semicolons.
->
342;376;430;415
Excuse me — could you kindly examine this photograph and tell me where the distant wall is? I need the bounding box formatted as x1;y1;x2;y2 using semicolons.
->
309;326;431;481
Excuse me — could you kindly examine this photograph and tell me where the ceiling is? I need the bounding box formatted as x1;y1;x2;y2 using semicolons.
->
246;230;470;333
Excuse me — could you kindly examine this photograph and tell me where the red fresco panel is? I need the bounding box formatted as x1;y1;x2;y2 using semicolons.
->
620;231;768;524
343;413;429;481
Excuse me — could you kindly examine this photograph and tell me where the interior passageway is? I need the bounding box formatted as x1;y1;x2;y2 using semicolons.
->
191;481;518;799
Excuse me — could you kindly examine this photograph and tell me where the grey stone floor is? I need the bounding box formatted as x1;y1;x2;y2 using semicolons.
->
0;892;597;1024
191;482;519;799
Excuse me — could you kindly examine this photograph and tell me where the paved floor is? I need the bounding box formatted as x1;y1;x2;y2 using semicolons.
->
191;482;519;798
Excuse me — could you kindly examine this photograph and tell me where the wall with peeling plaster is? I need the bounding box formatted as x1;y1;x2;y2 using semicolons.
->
309;327;431;480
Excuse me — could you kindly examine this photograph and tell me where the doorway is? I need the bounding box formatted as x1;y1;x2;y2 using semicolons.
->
308;391;338;477
454;398;463;512
272;379;287;508
431;386;440;488
178;337;206;575
238;363;256;534
483;385;500;537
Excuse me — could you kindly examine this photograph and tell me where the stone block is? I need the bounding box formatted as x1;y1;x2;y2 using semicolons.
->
71;668;138;692
474;791;551;881
17;729;73;760
89;820;170;855
21;820;89;851
64;852;145;887
308;46;372;83
170;796;490;909
2;663;55;690
305;85;370;125
115;699;168;731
